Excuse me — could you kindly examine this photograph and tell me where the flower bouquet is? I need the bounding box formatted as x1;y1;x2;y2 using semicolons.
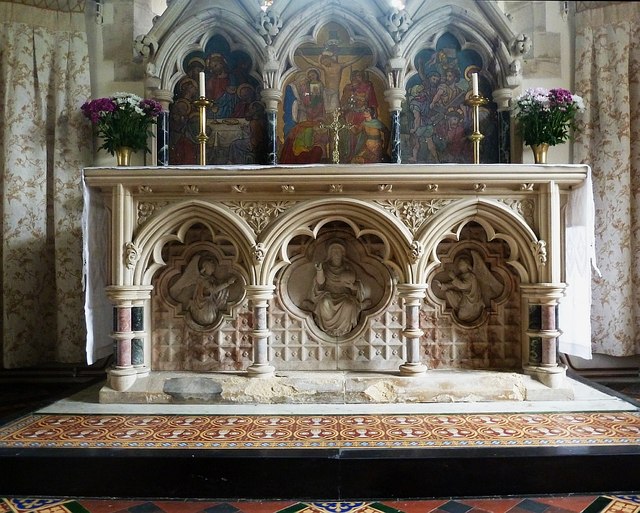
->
81;92;163;158
512;87;585;147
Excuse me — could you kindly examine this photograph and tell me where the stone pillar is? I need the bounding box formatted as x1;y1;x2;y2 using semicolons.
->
149;89;173;166
106;286;154;391
521;283;567;388
397;284;427;375
245;285;276;377
492;88;514;164
384;87;406;164
385;55;406;164
261;88;282;165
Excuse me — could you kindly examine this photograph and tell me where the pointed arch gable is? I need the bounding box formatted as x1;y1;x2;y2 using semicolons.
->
415;198;541;284
257;198;415;285
131;200;257;286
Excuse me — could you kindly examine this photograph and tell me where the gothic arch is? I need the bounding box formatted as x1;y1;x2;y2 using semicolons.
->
149;11;267;95
257;198;415;285
402;3;518;90
131;200;257;286
414;198;541;284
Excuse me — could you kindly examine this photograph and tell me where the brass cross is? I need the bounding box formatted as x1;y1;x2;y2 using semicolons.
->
320;109;353;164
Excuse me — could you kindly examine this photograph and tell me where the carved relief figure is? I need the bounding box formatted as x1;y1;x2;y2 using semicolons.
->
309;242;369;336
433;251;503;324
169;254;237;327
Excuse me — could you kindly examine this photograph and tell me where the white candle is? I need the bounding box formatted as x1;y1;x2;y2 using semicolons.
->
199;71;206;98
472;73;479;96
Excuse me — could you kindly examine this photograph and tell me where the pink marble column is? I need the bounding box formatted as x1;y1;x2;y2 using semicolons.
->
397;284;427;375
246;285;276;377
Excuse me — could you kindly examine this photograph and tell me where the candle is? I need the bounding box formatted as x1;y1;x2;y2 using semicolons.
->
199;71;206;98
472;73;479;96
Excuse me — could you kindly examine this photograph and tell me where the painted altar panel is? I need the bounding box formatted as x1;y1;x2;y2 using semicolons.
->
280;22;391;164
168;35;267;166
402;32;500;164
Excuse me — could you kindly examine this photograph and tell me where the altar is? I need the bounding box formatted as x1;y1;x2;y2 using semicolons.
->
83;164;592;402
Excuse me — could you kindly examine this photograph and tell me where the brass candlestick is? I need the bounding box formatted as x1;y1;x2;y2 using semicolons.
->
465;94;488;164
193;96;212;165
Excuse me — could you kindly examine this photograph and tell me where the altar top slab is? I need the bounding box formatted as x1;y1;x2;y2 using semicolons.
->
83;164;590;194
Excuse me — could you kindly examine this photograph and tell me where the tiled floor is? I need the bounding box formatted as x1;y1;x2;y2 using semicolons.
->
1;496;639;513
1;377;638;507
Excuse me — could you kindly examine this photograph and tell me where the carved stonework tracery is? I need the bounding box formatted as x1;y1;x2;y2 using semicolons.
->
498;198;535;228
376;199;453;234
224;200;296;233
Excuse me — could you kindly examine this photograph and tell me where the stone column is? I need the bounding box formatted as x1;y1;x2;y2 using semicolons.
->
149;89;173;166
106;286;154;391
385;55;406;163
261;88;282;165
521;283;567;388
245;285;276;377
492;88;514;164
397;284;427;375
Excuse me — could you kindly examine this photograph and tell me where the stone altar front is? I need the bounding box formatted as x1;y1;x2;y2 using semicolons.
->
83;164;591;401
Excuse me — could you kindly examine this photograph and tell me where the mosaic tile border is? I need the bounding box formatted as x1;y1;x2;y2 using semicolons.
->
1;412;639;450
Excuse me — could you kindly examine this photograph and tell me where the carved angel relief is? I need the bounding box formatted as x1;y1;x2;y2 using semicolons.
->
167;251;244;330
431;248;508;327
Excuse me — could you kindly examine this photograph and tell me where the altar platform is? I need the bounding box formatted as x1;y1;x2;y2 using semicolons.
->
1;374;638;500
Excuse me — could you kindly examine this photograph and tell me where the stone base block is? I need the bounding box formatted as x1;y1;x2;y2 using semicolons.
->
99;369;575;404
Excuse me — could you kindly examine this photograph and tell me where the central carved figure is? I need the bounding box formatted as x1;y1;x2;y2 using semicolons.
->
309;242;368;336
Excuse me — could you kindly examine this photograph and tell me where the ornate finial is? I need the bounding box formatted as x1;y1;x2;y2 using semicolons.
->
384;7;412;43
256;9;282;45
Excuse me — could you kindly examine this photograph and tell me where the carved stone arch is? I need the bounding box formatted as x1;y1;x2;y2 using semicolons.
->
278;18;391;97
274;4;394;74
148;12;267;95
131;201;257;286
402;3;518;91
415;198;540;284
257;198;414;285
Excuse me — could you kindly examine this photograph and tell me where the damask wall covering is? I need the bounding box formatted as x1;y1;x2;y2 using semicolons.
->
574;1;640;357
0;0;91;367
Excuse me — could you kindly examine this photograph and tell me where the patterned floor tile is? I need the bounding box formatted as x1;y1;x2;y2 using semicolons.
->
457;499;522;513
599;497;640;513
230;503;298;513
7;499;640;513
149;501;222;513
1;499;89;513
1;412;639;450
385;500;449;513
71;500;145;513
532;496;604;513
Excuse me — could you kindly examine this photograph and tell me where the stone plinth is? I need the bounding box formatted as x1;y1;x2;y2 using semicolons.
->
98;370;575;404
